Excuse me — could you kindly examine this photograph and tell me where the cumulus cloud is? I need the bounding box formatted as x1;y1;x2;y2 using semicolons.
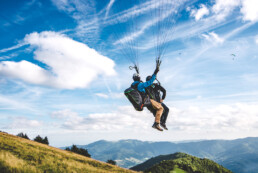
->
168;103;258;132
51;102;258;133
191;4;209;21
241;0;258;21
202;32;224;44
210;0;258;22
51;107;153;131
212;0;241;21
3;117;42;129
0;31;116;89
0;60;52;85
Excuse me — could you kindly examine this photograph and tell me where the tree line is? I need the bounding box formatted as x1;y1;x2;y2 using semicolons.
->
17;132;49;145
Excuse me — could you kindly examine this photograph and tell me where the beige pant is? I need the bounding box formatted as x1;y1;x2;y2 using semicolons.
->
150;99;164;123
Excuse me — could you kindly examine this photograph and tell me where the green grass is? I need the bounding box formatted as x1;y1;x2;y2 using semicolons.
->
170;167;187;173
0;132;137;173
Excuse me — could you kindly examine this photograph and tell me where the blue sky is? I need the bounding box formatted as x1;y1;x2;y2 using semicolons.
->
1;0;258;147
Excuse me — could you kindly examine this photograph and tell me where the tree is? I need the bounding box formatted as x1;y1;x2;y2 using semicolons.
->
17;132;30;140
43;137;49;145
107;159;116;165
34;135;49;145
65;145;91;158
34;135;43;143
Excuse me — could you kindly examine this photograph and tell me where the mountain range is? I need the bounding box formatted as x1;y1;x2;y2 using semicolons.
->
72;137;258;173
1;131;233;173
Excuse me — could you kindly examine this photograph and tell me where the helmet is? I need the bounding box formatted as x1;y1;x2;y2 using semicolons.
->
133;73;140;81
146;75;152;81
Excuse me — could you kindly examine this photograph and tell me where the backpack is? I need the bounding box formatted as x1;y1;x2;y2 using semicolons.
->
124;83;144;111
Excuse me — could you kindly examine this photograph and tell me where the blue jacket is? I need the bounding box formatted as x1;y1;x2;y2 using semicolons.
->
132;74;156;93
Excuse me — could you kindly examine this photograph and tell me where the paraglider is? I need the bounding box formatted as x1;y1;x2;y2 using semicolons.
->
125;60;164;131
110;0;178;130
231;54;236;60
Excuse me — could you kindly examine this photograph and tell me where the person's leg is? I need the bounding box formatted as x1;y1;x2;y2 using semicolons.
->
161;103;169;124
147;106;156;117
159;103;169;130
150;99;163;123
150;99;163;131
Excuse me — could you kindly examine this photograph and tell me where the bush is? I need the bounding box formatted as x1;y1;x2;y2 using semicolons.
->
107;159;116;165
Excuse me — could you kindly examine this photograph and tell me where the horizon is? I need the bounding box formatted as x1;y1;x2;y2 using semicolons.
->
1;0;258;147
3;130;257;148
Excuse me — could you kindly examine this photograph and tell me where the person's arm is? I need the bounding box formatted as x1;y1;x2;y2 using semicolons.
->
138;74;156;91
138;64;159;92
157;84;166;100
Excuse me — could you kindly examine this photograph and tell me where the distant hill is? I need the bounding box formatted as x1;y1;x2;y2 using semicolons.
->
0;132;135;173
74;138;258;172
133;152;232;173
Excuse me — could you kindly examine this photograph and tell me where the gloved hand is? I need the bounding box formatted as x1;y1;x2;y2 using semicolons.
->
154;59;161;75
154;66;159;75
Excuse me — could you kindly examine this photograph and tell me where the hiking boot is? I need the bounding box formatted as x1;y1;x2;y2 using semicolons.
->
152;122;163;131
160;123;168;130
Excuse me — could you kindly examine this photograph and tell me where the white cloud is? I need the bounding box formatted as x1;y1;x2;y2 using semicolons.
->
256;35;258;44
51;0;99;41
241;0;258;21
95;93;109;99
0;42;25;53
105;0;115;19
191;4;209;21
211;0;258;22
169;103;258;132
0;60;52;85
52;107;153;131
104;0;159;25
0;31;116;89
52;102;258;134
114;0;185;46
95;92;123;99
202;32;224;44
3;117;42;129
52;109;83;120
212;0;241;21
115;7;175;45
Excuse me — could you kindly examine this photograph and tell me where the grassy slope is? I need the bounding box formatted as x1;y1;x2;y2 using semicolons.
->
0;132;136;173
